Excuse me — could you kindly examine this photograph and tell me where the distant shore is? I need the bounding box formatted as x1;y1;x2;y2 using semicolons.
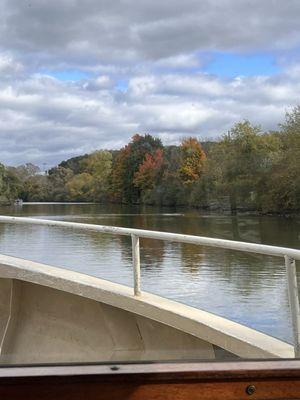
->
2;200;299;217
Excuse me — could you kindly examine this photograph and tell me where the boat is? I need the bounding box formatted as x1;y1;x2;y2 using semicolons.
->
13;199;23;206
0;216;299;365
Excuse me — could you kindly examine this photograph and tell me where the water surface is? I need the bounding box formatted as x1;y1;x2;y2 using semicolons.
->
0;203;299;343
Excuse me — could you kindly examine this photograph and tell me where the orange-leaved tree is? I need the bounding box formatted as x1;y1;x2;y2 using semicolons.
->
110;134;163;202
134;148;163;191
178;137;206;184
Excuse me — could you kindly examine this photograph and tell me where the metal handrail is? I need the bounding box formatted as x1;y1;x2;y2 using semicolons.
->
0;215;299;356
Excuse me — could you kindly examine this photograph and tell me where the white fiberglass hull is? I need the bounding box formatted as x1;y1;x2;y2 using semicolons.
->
0;255;294;364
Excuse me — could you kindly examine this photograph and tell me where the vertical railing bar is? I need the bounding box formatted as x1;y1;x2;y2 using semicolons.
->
285;255;300;357
131;234;141;296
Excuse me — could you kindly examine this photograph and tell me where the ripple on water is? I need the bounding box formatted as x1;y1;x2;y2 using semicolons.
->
0;203;299;344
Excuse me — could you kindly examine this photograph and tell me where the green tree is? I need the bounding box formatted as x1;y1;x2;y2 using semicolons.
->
48;166;74;201
9;163;40;182
66;173;94;201
25;175;51;201
110;145;130;202
154;146;187;206
83;150;112;201
208;121;276;211
262;107;300;212
59;154;88;174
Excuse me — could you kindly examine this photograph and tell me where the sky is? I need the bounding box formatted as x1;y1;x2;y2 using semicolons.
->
1;0;300;167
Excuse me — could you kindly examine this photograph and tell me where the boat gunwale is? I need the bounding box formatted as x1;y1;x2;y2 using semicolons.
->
0;253;294;359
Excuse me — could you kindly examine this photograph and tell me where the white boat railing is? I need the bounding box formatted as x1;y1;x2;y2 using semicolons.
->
0;215;299;356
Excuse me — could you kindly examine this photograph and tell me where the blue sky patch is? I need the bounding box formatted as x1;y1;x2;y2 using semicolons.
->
43;69;90;81
204;52;280;77
115;79;128;92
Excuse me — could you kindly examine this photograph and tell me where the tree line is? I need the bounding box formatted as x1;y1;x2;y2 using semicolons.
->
1;106;300;214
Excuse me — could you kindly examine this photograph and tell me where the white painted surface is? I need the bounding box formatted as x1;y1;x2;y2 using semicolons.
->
0;254;294;362
285;255;300;357
131;234;141;296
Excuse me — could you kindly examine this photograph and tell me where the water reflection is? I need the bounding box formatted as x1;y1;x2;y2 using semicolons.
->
140;238;165;270
0;203;299;343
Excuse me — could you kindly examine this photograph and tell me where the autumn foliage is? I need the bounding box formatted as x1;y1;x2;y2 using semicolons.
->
5;106;300;213
134;149;163;191
110;134;163;203
179;137;206;184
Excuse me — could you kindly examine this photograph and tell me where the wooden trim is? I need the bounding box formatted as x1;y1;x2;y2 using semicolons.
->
1;360;300;399
2;359;300;380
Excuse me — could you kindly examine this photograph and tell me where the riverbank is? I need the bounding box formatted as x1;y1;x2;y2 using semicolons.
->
5;200;300;218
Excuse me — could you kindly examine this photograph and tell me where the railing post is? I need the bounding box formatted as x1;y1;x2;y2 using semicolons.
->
285;255;300;357
131;234;141;296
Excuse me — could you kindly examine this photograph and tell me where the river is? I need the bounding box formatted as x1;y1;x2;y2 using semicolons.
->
0;203;299;344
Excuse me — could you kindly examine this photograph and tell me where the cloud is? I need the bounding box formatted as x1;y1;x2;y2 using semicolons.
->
0;53;23;77
1;0;300;68
0;65;299;166
0;1;300;165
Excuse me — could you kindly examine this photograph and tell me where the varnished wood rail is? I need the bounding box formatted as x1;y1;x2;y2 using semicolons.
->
1;360;300;399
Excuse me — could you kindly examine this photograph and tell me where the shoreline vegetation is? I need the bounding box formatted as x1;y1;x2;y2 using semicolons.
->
1;106;300;215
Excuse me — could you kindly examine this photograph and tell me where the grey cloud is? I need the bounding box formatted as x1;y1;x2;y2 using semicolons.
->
0;67;298;166
0;1;300;166
1;0;300;68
